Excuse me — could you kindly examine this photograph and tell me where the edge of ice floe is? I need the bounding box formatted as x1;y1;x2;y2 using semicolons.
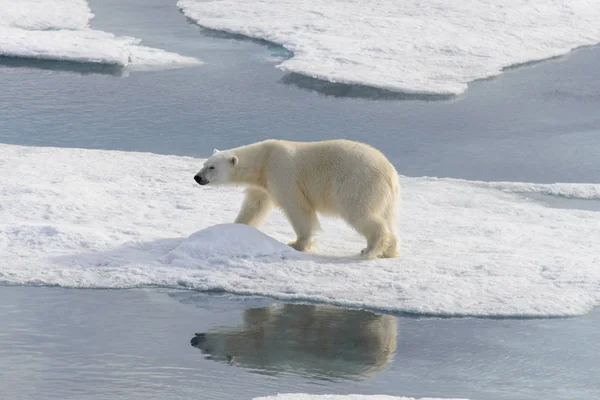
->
253;395;470;400
176;0;600;96
0;0;202;71
414;176;600;200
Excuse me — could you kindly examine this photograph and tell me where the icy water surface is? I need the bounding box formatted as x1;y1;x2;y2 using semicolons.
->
1;287;599;400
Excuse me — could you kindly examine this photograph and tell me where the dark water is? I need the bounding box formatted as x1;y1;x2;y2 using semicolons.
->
1;287;598;400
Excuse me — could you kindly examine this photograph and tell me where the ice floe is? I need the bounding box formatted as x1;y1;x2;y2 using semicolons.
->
0;143;599;317
178;0;600;94
0;0;201;69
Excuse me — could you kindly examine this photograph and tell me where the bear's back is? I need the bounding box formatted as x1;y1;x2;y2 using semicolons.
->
264;139;398;214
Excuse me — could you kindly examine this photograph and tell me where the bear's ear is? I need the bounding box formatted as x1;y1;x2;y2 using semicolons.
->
229;156;238;166
213;149;220;155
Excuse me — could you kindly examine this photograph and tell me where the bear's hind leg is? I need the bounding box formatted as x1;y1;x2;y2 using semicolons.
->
381;203;399;258
349;216;389;259
235;188;273;227
381;233;398;258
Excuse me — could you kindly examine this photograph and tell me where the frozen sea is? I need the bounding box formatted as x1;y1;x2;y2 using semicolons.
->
1;0;600;399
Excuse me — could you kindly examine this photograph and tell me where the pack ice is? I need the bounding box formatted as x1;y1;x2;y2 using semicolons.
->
0;0;201;69
179;0;600;95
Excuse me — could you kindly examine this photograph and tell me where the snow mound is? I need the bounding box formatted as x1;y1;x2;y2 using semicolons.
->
178;0;600;95
0;143;599;317
254;396;467;400
163;224;299;266
0;0;201;69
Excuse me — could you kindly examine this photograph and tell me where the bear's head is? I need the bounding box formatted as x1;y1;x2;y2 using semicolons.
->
194;149;238;186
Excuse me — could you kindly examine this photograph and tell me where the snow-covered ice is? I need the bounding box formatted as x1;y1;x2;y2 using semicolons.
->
0;0;201;69
254;396;467;400
178;0;600;95
0;143;599;317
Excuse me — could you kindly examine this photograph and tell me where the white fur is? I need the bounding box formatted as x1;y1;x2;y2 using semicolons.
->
194;139;400;259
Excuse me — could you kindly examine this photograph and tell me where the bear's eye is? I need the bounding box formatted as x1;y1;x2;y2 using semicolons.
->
209;166;215;170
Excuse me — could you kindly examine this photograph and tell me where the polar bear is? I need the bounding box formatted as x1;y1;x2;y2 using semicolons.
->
194;139;399;259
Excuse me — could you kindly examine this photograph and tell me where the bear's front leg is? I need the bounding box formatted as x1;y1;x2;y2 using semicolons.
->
288;238;313;252
235;188;273;227
282;203;320;253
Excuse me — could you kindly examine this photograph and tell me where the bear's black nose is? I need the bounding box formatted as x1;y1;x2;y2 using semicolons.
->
194;175;204;185
191;333;207;346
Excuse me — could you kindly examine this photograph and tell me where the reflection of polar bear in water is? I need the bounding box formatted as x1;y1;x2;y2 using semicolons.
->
193;139;400;259
191;304;398;380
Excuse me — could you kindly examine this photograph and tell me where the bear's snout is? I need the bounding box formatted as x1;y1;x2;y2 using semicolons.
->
191;332;207;347
194;175;209;185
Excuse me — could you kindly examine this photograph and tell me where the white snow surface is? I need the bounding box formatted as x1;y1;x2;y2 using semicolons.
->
254;396;467;400
178;0;600;95
1;143;599;317
0;0;201;69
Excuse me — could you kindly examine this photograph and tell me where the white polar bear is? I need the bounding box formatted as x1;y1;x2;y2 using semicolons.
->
194;139;400;259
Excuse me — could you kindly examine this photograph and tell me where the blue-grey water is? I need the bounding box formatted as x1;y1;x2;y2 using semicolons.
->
1;0;599;399
1;287;599;400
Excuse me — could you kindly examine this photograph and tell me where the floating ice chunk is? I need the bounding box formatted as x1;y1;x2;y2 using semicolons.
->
126;44;203;71
0;28;131;65
0;144;599;317
178;0;600;94
0;0;201;69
